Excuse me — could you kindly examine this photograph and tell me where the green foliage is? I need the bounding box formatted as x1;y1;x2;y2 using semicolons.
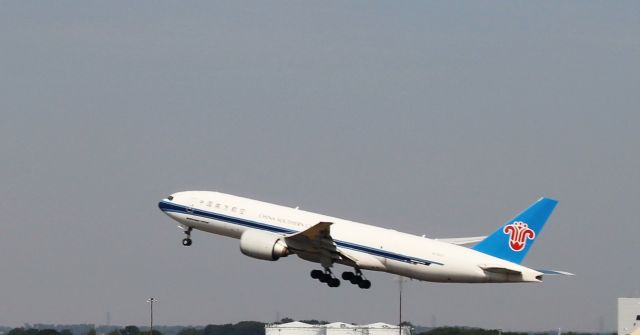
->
1;324;611;335
299;320;329;325
8;329;34;335
121;326;141;335
202;324;231;335
177;328;199;335
200;322;264;335
7;329;58;335
418;327;501;335
230;322;263;335
276;318;293;324
417;328;602;335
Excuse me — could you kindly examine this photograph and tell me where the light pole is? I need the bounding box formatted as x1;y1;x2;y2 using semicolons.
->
396;276;405;335
147;298;157;335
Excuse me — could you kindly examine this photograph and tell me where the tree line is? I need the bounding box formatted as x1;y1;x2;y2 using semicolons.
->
2;323;614;335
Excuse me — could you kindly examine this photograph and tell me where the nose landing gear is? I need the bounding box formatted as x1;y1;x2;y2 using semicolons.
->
182;227;193;246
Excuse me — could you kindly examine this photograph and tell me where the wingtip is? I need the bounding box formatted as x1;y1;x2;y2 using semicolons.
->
537;269;574;276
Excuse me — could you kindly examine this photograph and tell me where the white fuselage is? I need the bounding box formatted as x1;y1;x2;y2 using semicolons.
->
159;191;543;283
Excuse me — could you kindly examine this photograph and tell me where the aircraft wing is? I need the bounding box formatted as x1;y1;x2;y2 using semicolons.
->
437;236;486;246
284;222;357;267
288;221;333;241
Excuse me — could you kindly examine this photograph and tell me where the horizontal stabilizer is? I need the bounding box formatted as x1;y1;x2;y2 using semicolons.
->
438;236;487;246
536;269;574;276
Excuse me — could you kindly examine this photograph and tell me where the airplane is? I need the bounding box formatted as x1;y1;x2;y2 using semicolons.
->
158;191;572;289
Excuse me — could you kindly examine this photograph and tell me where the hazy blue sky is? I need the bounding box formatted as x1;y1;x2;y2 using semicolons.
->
1;1;639;332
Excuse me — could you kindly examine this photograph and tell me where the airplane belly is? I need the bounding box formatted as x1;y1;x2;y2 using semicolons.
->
384;259;487;283
169;212;244;239
340;249;386;271
198;218;244;238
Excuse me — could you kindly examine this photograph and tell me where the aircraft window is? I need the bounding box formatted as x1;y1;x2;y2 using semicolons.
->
239;209;245;214
232;207;237;212
200;200;204;204
216;203;221;208
167;196;173;200
636;315;640;321
207;201;212;207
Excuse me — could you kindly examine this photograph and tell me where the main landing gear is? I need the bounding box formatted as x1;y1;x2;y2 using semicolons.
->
341;269;371;289
310;268;372;289
310;268;340;287
182;227;193;246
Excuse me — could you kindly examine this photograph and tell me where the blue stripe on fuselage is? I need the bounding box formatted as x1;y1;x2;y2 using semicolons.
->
158;200;442;266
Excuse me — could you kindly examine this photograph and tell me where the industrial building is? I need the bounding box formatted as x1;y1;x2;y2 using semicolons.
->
618;298;640;335
265;321;411;335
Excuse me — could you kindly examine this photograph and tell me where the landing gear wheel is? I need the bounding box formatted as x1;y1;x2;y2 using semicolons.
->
358;279;371;289
181;227;193;246
310;270;323;279
342;271;355;281
312;268;340;287
343;268;370;288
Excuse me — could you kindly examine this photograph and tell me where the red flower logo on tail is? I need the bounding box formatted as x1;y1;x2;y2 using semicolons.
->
503;221;535;252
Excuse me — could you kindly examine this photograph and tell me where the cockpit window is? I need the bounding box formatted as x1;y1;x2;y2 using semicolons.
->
167;195;174;200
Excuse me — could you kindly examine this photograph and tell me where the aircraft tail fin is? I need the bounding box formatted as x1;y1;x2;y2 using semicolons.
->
472;197;558;264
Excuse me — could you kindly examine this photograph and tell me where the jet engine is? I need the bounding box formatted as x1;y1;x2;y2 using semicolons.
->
239;230;289;261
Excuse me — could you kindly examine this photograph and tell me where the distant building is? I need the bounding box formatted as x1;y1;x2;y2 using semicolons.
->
265;321;411;335
619;298;640;335
266;321;323;335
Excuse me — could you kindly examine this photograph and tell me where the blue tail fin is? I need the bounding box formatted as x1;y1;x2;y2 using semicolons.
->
472;197;558;264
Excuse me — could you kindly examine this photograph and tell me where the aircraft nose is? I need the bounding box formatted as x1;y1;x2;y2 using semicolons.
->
158;194;175;212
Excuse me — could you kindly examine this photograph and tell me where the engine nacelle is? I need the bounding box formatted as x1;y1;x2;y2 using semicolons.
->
239;230;289;261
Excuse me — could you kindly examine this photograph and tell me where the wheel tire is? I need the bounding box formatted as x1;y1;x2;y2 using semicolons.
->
328;278;341;287
358;280;371;289
310;270;323;279
341;271;354;280
182;238;192;246
350;276;362;285
318;274;330;283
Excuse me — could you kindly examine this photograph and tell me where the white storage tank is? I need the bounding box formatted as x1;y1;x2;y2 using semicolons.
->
265;321;325;335
619;298;640;335
325;322;358;335
366;322;412;335
265;321;411;335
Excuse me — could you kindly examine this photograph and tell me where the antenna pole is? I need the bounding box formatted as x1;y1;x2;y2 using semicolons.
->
147;298;156;335
399;277;403;335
